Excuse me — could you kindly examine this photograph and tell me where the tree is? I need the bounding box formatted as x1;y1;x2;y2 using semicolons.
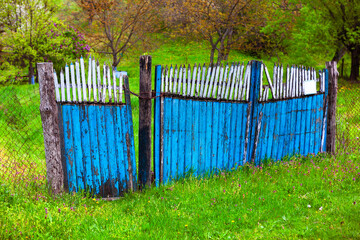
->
0;0;90;83
74;0;159;68
306;0;360;81
164;0;267;65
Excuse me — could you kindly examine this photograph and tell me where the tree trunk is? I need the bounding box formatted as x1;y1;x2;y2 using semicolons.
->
28;59;34;84
332;45;347;62
349;46;359;81
210;47;215;66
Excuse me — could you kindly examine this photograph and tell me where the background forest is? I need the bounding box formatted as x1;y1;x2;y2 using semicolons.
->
0;0;359;84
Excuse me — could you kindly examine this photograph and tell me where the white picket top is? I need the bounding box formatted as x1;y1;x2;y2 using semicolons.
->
54;57;125;103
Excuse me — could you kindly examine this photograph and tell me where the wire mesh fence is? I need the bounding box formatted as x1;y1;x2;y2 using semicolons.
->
0;85;46;194
336;82;360;153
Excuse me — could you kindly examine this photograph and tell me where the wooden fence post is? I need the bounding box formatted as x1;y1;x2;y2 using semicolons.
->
139;55;152;188
37;62;64;195
325;61;338;154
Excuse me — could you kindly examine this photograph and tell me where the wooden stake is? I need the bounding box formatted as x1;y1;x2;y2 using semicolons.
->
325;61;337;154
37;62;64;195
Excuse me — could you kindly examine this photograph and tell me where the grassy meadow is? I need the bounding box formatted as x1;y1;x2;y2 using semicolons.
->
0;39;359;239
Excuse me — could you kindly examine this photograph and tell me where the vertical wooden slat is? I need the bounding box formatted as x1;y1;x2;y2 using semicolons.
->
224;64;233;100
236;63;244;100
75;60;82;102
200;64;207;97
182;65;187;96
169;65;173;94
190;64;197;97
178;98;186;178
164;66;169;93
113;68;117;103
79;105;92;190
60;69;65;102
70;63;77;102
202;65;211;98
196;64;201;97
326;62;336;154
229;63;239;100
53;70;60;102
171;98;179;178
177;65;183;94
173;65;178;94
154;65;162;186
217;64;225;100
87;104;100;194
211;65;220;98
107;66;112;102
102;64;107;103
105;105;117;196
80;57;87;101
192;100;200;174
205;101;212;172
92;59;97;102
243;102;252;165
87;57;92;101
263;64;275;101
198;101;206;174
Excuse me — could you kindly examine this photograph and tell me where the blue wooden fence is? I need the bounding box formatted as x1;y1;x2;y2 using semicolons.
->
154;60;328;185
54;57;136;197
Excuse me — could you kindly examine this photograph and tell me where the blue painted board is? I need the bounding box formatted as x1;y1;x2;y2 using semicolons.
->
185;99;192;175
199;101;206;175
192;100;200;176
205;101;213;174
105;105;118;196
309;95;316;154
171;98;179;178
163;97;172;183
87;105;100;194
114;106;126;192
71;105;85;190
211;102;219;171
97;105;109;195
272;102;280;160
62;105;76;192
217;102;225;170
154;65;162;186
178;99;186;179
229;103;237;169
79;105;92;190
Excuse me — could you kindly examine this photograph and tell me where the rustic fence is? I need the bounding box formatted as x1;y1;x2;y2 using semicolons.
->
153;61;329;185
18;56;342;196
38;57;136;197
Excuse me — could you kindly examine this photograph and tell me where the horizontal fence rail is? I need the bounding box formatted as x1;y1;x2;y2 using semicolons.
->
52;57;136;197
154;60;328;186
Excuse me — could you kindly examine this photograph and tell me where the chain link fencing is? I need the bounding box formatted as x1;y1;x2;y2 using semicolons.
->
336;82;360;154
0;85;46;195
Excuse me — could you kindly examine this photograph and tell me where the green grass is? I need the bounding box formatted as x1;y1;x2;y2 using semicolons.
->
0;153;359;239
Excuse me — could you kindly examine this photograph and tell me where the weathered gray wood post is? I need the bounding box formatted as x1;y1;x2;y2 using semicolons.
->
139;55;152;188
325;61;338;154
37;62;64;194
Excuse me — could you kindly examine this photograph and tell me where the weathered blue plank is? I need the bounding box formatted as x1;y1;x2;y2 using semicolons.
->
171;98;179;178
71;105;85;190
224;102;232;169
258;103;267;163
277;100;286;160
163;97;172;183
125;102;136;191
217;102;225;170
154;65;162;186
294;98;302;155
192;100;200;176
62;105;77;192
178;98;186;179
299;97;307;156
105;105;118;196
97;105;109;195
205;101;213;174
185;99;193;174
211;102;219;171
266;102;275;160
79;105;92;190
120;106;129;190
289;98;297;156
199;100;207;175
314;95;322;154
304;96;312;156
233;103;242;168
272;101;280;160
114;105;126;192
309;95;316;154
87;105;100;194
228;103;237;169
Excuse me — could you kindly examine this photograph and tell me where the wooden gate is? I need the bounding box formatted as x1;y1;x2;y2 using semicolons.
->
53;57;136;197
153;60;328;185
